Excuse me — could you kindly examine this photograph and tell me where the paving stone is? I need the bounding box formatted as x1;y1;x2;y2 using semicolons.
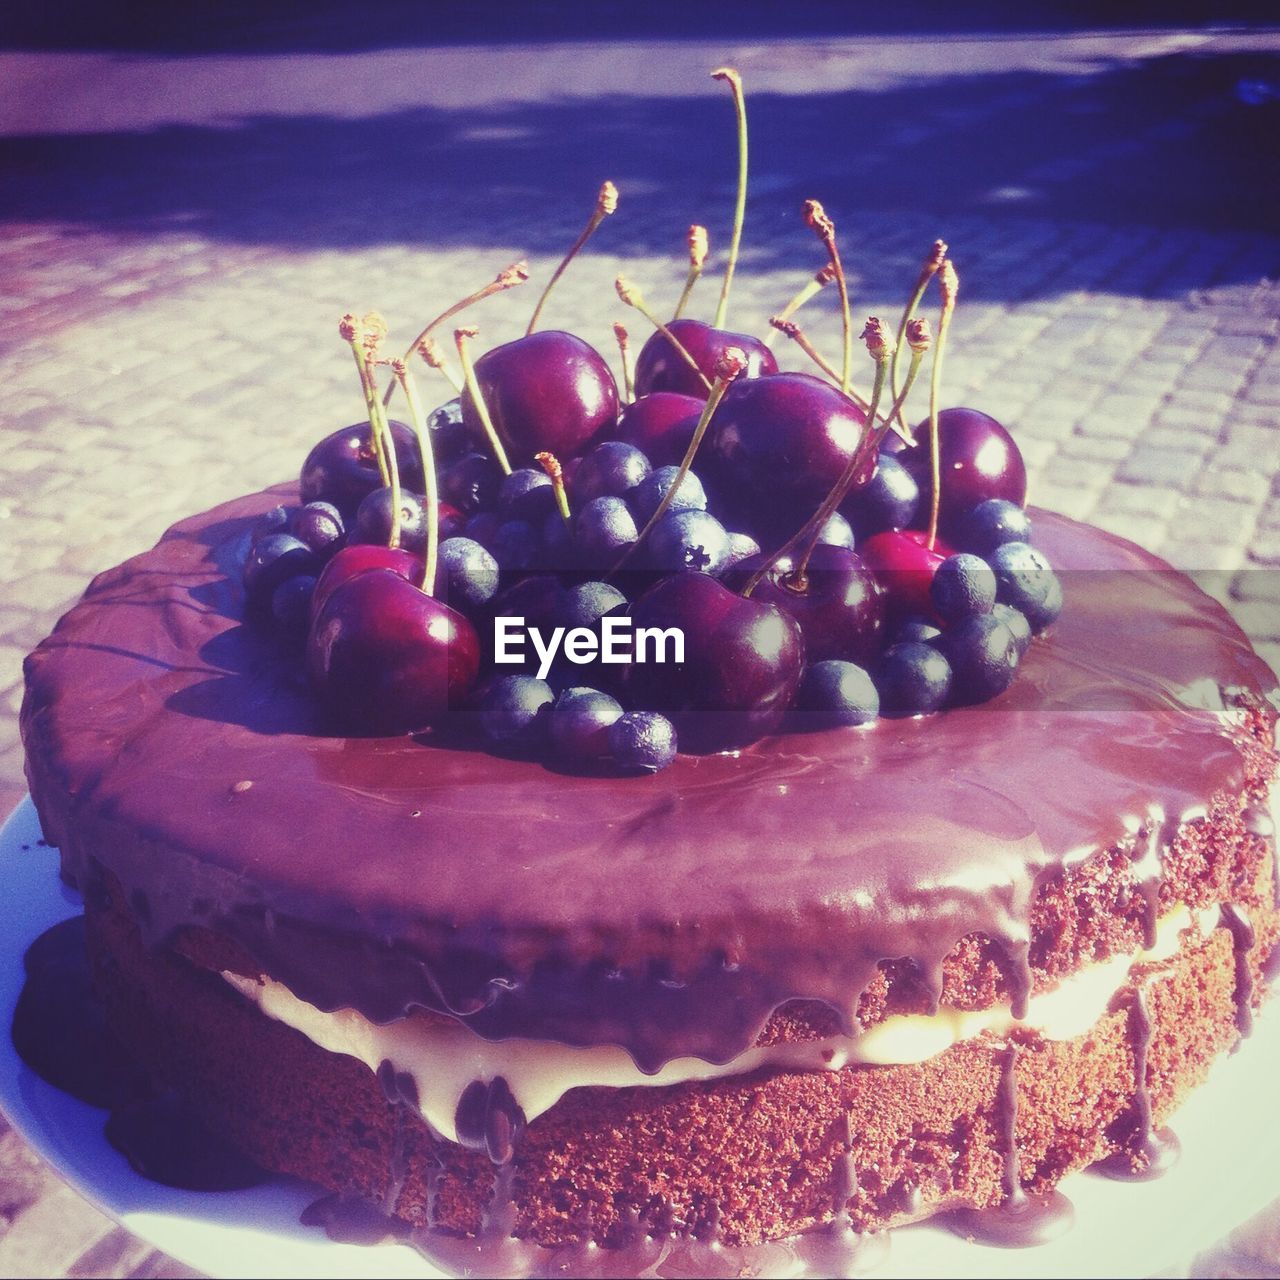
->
1116;447;1204;490
1191;468;1273;506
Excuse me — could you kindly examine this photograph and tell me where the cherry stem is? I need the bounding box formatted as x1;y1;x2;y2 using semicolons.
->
392;360;439;594
761;264;835;350
712;69;747;330
454;327;512;476
383;262;529;408
526;181;618;336
674;224;708;320
803;200;852;395
615;276;713;393
889;240;947;435
744;324;892;598
416;334;462;395
768;317;869;409
926;262;958;550
536;451;572;528
613;322;634;404
873;348;923;447
364;355;402;550
609;352;745;575
341;315;391;487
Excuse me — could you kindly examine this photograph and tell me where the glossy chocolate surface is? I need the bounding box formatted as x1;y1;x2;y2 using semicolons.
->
20;490;1278;1069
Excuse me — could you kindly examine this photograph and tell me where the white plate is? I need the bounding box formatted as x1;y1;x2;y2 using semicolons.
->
1;795;1277;1279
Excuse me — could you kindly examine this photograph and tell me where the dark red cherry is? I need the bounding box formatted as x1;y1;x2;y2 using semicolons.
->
307;569;479;735
299;421;425;519
859;529;954;620
732;543;885;666
623;572;804;752
706;373;869;535
899;408;1026;534
460;330;618;463
633;319;777;400
615;391;704;467
310;543;422;623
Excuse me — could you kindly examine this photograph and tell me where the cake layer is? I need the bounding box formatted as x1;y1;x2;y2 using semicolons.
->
87;856;1279;1257
21;490;1279;1069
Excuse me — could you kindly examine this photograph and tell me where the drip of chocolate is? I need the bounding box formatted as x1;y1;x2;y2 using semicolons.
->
454;1076;526;1165
944;1043;1075;1246
1220;904;1256;1040
1094;982;1181;1182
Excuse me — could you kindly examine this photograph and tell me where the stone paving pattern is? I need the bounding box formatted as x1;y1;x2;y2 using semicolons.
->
0;17;1279;1278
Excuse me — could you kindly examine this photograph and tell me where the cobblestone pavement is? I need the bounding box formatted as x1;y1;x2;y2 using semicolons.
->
1;19;1279;1278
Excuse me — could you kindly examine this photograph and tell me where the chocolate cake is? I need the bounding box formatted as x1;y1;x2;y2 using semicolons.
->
18;486;1280;1273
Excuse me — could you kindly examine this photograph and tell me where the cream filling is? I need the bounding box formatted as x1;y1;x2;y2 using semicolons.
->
223;902;1222;1145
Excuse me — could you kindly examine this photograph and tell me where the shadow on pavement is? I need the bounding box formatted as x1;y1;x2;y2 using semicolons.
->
2;48;1278;299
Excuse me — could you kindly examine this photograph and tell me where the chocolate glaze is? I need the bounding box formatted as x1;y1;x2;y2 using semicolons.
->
1220;904;1256;1040
15;918;266;1191
1095;981;1181;1181
19;491;1279;1071
11;917;142;1109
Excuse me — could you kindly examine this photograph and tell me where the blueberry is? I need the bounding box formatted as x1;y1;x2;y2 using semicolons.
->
441;452;501;514
815;511;855;550
427;398;471;464
498;468;556;523
353;487;427;554
843;453;919;537
540;512;577;571
290;501;344;558
874;642;952;717
895;616;942;645
575;497;637;568
989;541;1062;632
463;510;501;550
270;574;317;640
931;553;997;623
957;499;1031;556
436;537;500;610
478;675;554;754
555;581;627;630
548;687;624;764
719;530;762;575
252;504;292;544
942;614;1021;705
609;711;678;773
573;442;652;504
628;466;708;525
992;602;1032;657
793;660;880;728
491;520;540;572
243;533;318;610
646;508;729;574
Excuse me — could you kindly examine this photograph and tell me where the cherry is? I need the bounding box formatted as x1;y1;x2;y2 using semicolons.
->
733;542;884;666
460;331;619;463
299;421;425;518
616;392;704;466
859;529;954;619
310;543;423;624
623;572;803;752
307;569;480;735
705;372;868;534
633;318;777;400
897;408;1026;535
